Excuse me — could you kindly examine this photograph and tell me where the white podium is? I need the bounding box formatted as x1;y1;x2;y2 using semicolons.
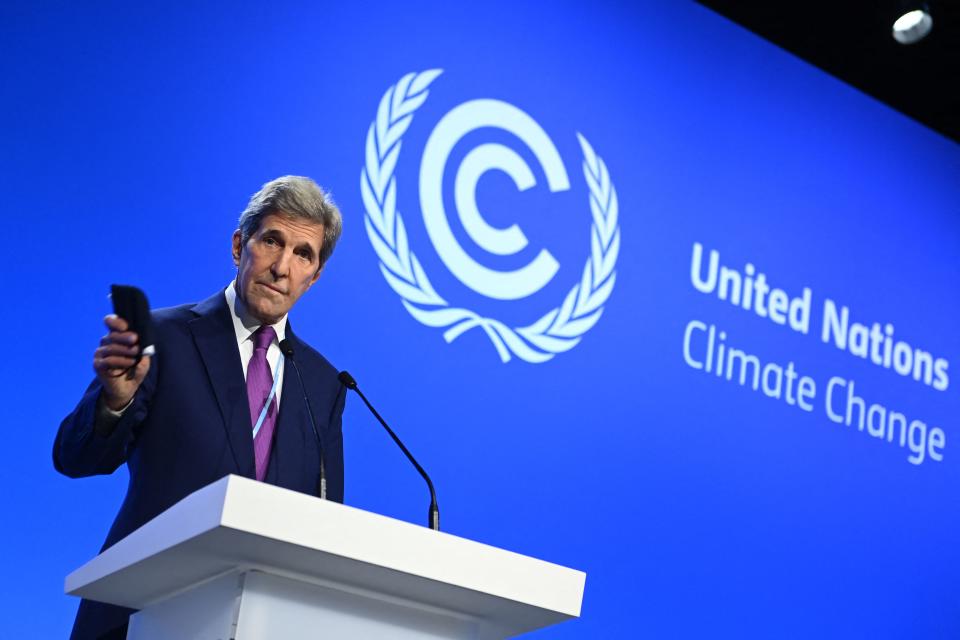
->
65;475;586;639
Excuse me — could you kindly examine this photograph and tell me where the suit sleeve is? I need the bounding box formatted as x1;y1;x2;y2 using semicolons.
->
53;362;157;478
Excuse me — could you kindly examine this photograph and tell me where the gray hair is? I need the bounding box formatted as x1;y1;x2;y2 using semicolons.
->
238;175;343;269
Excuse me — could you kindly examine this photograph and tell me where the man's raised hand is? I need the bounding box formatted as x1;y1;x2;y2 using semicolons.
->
93;314;151;411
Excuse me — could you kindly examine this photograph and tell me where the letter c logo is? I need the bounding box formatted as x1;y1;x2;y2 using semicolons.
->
419;99;569;300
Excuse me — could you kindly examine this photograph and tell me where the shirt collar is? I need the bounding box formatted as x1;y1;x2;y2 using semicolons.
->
224;282;288;348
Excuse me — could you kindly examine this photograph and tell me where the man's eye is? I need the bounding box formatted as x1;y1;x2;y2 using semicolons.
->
263;237;278;246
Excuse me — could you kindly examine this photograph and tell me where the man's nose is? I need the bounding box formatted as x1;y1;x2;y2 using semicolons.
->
271;250;293;277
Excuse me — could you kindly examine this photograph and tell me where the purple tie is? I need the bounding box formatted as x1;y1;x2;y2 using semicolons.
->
247;325;278;481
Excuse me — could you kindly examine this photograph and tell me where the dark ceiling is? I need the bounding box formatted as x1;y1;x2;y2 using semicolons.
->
696;1;960;144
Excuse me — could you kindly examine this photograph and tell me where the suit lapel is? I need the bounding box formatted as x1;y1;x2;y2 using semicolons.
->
188;291;256;479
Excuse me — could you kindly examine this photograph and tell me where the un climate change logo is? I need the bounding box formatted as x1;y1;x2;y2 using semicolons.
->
360;69;620;363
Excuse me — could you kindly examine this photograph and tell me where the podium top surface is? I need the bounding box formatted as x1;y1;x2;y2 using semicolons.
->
67;475;585;634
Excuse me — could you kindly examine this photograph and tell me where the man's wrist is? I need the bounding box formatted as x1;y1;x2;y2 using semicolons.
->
94;392;135;438
101;392;135;415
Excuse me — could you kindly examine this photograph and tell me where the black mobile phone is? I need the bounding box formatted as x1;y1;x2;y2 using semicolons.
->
110;284;156;361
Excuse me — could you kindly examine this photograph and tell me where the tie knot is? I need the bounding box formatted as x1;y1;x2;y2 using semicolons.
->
253;325;276;352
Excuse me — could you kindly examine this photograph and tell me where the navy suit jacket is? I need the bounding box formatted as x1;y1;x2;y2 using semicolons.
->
54;291;346;639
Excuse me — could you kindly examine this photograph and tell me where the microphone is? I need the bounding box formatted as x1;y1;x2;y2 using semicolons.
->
338;371;440;531
278;339;327;500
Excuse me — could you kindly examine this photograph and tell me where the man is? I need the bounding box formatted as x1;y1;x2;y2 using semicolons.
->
54;176;347;639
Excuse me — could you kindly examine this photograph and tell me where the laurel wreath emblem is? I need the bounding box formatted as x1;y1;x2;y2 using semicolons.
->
360;69;620;363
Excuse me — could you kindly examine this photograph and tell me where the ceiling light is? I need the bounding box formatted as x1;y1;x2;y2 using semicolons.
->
892;6;933;44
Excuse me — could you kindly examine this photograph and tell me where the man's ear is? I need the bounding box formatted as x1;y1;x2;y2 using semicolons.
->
309;264;324;287
231;230;243;267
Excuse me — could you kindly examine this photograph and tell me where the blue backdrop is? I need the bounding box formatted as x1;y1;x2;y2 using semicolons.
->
3;1;958;637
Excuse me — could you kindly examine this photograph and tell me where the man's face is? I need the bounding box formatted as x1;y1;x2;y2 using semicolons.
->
232;213;325;325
